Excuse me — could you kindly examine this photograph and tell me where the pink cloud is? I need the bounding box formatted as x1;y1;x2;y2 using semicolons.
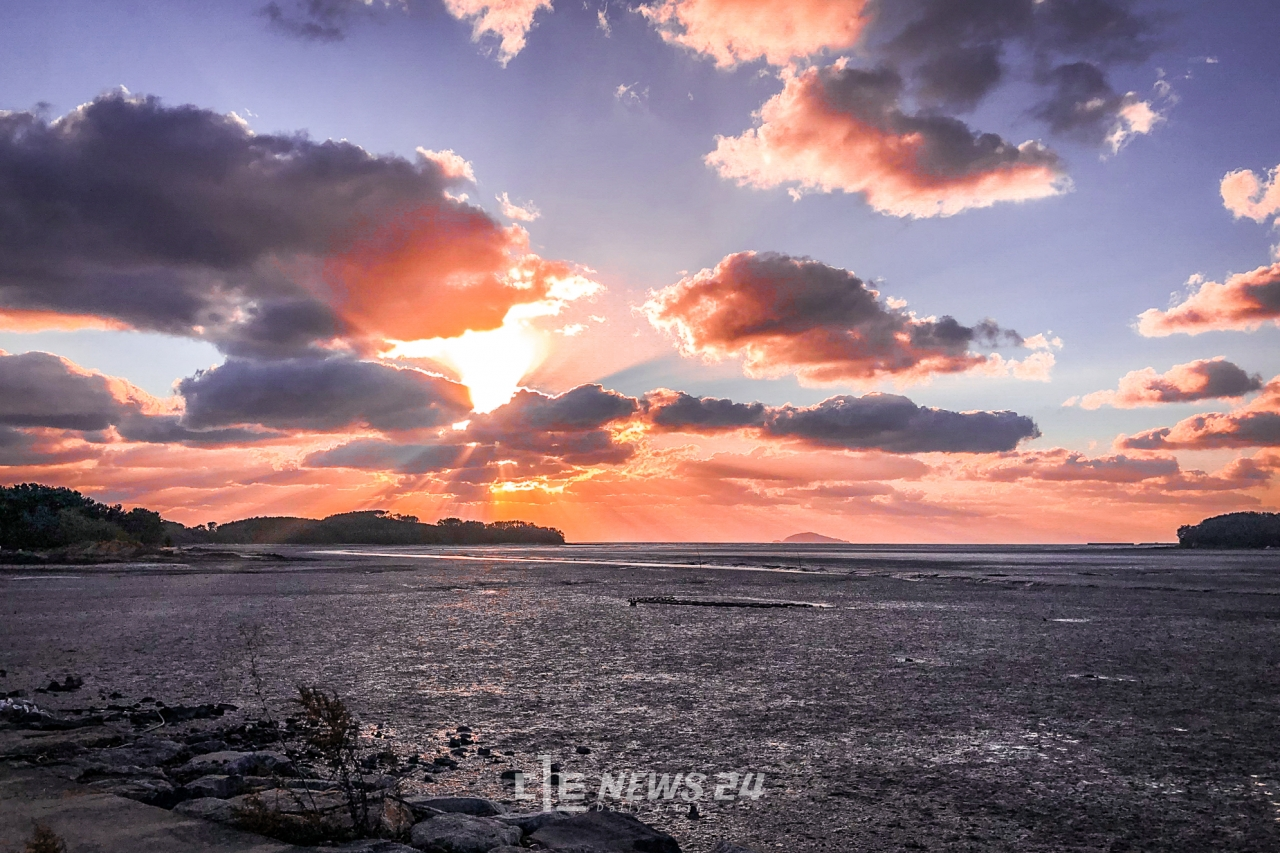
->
643;251;1042;384
640;0;868;68
1119;376;1280;450
1221;164;1280;223
441;0;552;64
706;63;1068;217
1136;264;1280;336
1069;357;1263;409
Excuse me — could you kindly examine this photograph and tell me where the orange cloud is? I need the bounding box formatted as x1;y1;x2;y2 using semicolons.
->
1068;357;1263;409
0;309;130;333
706;63;1067;217
640;0;869;68
1136;264;1280;336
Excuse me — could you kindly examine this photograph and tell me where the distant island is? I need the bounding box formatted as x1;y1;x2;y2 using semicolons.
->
1178;512;1280;549
0;482;564;553
781;532;849;544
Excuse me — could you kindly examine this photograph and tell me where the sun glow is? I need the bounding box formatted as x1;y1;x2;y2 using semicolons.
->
384;315;544;413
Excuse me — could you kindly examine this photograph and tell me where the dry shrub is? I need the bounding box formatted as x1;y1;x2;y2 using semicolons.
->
24;824;67;853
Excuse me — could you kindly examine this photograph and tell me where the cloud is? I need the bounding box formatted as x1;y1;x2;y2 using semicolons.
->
642;389;767;432
637;386;1038;453
763;394;1039;453
304;439;473;474
497;192;540;222
1221;164;1280;224
1136;264;1280;336
1069;358;1264;409
261;0;400;41
973;449;1181;483
1119;376;1280;450
177;358;472;432
440;0;553;65
639;0;869;68
706;64;1068;217
1032;62;1167;153
0;91;590;356
643;251;1040;384
0;350;276;446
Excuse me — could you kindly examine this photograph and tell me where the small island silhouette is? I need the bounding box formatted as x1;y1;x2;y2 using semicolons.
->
779;532;849;544
1;482;564;556
1178;511;1280;549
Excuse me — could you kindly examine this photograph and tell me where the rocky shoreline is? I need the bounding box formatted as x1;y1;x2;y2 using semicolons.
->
0;685;755;853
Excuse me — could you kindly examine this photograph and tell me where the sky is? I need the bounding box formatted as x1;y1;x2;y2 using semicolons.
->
2;0;1280;542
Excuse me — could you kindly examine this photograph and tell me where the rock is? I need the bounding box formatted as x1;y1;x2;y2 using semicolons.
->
494;809;575;834
187;738;230;755
380;797;416;836
173;796;237;824
181;774;259;800
0;727;121;761
576;746;592;755
402;796;507;818
87;777;178;807
530;810;681;852
174;749;294;781
409;812;522;853
104;735;188;767
335;841;421;853
711;844;758;853
432;756;458;769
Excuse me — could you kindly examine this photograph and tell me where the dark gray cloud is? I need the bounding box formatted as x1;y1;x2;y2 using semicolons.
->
474;385;639;435
819;65;1064;182
765;394;1041;453
645;251;1026;383
643;390;767;432
177;358;472;432
0;91;500;356
261;0;386;41
870;0;1158;126
639;386;1039;453
0;350;278;446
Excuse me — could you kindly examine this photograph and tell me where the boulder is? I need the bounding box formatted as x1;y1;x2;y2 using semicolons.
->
409;812;523;853
494;809;575;834
86;777;178;807
108;735;188;767
173;796;237;824
174;749;294;781
529;810;681;852
181;774;266;800
402;795;507;819
335;841;422;853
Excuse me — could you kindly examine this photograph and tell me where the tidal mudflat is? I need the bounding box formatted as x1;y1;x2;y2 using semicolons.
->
3;544;1279;852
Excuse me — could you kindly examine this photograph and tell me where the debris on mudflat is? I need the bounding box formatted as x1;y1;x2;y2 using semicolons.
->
628;596;820;609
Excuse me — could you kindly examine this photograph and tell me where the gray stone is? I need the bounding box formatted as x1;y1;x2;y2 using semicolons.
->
529;810;681;852
183;774;252;800
108;736;188;767
86;777;177;807
494;809;575;834
402;795;507;818
175;750;295;781
409;812;523;853
711;843;758;853
335;841;421;853
174;796;238;824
